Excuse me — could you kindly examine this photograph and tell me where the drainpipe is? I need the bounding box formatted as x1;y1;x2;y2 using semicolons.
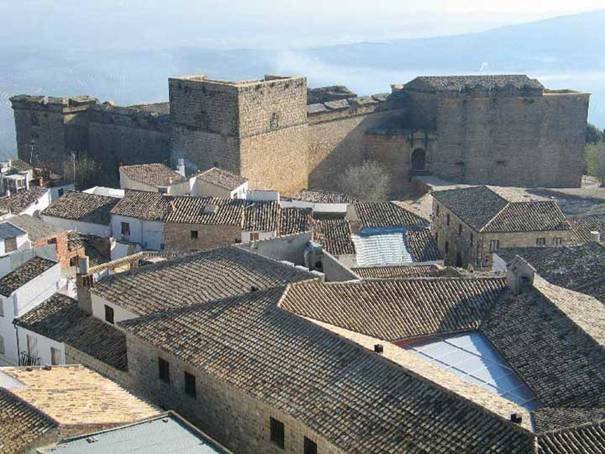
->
14;322;21;366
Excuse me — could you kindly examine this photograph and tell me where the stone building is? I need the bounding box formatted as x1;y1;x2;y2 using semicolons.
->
432;185;575;269
11;74;589;195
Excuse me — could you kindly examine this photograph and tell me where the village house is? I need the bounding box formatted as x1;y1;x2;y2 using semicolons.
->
0;364;159;452
431;185;575;269
0;186;50;218
115;259;605;453
0;255;61;365
192;167;248;198
42;190;120;237
0;158;35;196
119;162;190;195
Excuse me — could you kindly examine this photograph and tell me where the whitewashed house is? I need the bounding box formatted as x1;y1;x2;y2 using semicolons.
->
0;187;51;217
0;222;30;256
42;191;119;237
191;167;248;199
119;162;190;195
0;255;61;365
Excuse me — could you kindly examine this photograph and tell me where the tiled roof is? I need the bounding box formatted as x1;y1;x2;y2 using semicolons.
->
165;196;243;225
280;277;507;341
91;246;314;316
278;207;311;236
0;388;56;453
537;420;605;453
0;256;56;297
195;167;247;190
42;191;118;224
480;277;605;412
352;264;444;279
15;293;127;370
0;221;25;239
405;75;544;92
0;187;48;214
120;288;534;453
433;186;570;232
406;228;442;261
111;190;172;221
1;365;159;431
311;219;355;255
293;189;356;203
120;163;186;187
353;201;428;228
242;201;280;232
496;243;605;302
568;213;605;243
7;214;63;241
11;158;34;172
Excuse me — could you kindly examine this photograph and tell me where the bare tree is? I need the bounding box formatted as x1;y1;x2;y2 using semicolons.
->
63;151;100;190
585;142;605;187
338;160;391;201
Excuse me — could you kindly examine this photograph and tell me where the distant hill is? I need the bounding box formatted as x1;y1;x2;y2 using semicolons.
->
1;10;604;158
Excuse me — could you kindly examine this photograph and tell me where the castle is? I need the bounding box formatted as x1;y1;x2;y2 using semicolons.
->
10;74;589;195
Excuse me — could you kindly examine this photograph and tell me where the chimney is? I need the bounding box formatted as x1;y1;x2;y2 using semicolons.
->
590;230;601;243
176;158;186;177
506;256;535;295
76;256;93;314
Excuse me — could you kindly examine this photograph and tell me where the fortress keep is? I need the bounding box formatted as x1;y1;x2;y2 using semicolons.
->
11;74;589;195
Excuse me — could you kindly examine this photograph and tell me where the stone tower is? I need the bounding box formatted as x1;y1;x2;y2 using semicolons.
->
169;75;308;195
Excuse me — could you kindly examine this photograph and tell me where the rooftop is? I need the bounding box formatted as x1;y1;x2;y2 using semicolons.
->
0;221;26;240
15;294;127;370
311;219;355;256
165;196;243;225
352;264;444;279
195;167;247;191
0;187;48;214
432;186;570;232
293;189;356;204
0;365;159;431
111;190;172;221
7;214;64;241
0;256;56;297
352;201;429;229
119;163;186;187
91;246;315;316
42;191;119;225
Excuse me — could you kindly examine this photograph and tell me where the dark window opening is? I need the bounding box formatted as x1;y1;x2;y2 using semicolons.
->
435;205;440;217
446;214;450;226
58;188;64;197
270;417;285;449
121;222;130;236
190;230;198;239
445;241;449;254
104;305;114;324
304;437;317;454
536;237;546;246
411;148;427;171
458;224;463;235
184;372;196;398
455;252;463;267
158;358;170;383
470;233;474;246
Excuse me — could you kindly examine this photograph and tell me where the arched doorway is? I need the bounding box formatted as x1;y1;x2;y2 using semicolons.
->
411;148;426;171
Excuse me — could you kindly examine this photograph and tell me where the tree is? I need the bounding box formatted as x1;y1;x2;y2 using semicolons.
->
63;152;100;190
584;142;605;186
586;123;605;145
337;160;391;201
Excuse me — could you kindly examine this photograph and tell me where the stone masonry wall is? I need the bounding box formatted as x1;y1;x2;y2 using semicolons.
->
126;336;342;454
164;223;242;251
64;344;133;390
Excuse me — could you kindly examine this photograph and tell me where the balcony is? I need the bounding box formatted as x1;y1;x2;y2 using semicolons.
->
20;351;40;366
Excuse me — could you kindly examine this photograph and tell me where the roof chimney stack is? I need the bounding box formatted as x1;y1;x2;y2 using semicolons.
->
590;230;601;243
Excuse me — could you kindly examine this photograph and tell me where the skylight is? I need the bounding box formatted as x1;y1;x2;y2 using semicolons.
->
406;332;540;410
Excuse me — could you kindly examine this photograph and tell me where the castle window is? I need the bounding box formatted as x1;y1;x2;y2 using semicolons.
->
489;239;500;252
446;214;450;226
411;148;426;171
553;237;563;246
304;437;318;454
184;372;196;398
470;233;474;246
458;224;463;235
158;358;170;383
270;112;280;130
270;417;285;449
190;230;198;239
536;237;546;246
445;241;449;254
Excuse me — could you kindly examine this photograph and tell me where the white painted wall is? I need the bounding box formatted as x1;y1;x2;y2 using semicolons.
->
241;230;276;243
120;172;189;195
281;199;348;216
111;214;165;250
48;184;75;202
91;293;138;325
0;232;30;256
83;186;124;198
21;189;51;216
42;214;111;237
16;325;64;366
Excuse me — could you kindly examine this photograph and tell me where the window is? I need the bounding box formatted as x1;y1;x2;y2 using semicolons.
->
50;347;61;365
553;237;563;246
70;256;78;267
536;237;546;247
444;241;449;254
4;237;17;253
47;238;57;245
121;222;130;236
250;232;260;241
489;239;500;252
190;230;198;240
470;233;474;246
58;188;64;197
26;334;38;357
435;205;440;217
158;357;170;383
0;335;4;354
304;437;317;454
270;417;285;449
446;214;450;226
184;372;196;398
435;232;438;243
458;224;463;235
104;305;114;324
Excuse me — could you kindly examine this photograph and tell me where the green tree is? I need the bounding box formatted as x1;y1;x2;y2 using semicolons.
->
338;160;391;201
584;142;605;186
586;123;605;145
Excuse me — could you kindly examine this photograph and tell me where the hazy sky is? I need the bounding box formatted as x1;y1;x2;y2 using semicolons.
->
2;0;604;49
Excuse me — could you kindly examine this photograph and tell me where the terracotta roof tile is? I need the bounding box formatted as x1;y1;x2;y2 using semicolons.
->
120;163;186;187
0;256;56;297
311;219;355;255
293;190;356;203
353;201;428;228
165;196;243;225
110;190;172;221
0;187;48;214
195;167;247;190
42;191;118;224
352;264;443;279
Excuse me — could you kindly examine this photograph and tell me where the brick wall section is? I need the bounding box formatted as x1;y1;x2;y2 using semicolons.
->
164;223;242;251
31;231;77;271
126;336;342;454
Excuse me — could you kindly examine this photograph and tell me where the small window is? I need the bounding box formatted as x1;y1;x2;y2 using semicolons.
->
50;347;61;365
270;417;285;449
553;237;563;246
250;232;260;241
190;230;198;240
47;237;57;245
158;357;170;383
0;335;4;354
444;241;449;254
458;224;463;235
470;233;474;246
446;214;450;226
304;437;317;454
536;237;546;247
4;237;17;253
58;188;64;197
489;239;500;252
184;371;196;398
69;256;78;267
104;305;114;324
121;222;130;236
